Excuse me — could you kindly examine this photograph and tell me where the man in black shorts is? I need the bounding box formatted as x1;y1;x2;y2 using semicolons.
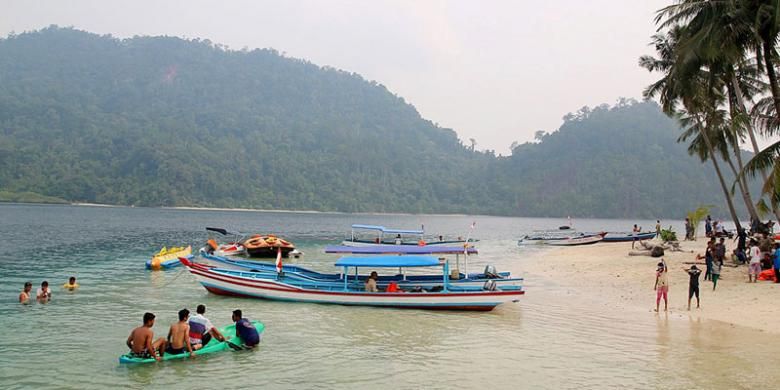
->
683;265;702;310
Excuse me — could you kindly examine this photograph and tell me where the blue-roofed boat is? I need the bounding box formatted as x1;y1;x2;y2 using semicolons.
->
180;255;523;311
342;224;476;247
196;251;521;290
601;231;657;242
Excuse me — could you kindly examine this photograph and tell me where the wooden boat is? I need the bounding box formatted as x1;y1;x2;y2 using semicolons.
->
544;235;603;246
179;256;523;311
601;231;656;242
146;246;192;270
196;252;522;290
342;224;476;247
242;234;295;258
517;231;604;246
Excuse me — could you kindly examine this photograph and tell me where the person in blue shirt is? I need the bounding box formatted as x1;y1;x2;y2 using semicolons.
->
231;310;260;348
773;243;780;284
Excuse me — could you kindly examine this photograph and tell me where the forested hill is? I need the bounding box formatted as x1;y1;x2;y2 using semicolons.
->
0;27;732;218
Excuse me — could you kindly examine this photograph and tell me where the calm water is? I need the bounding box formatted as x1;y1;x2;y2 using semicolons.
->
0;204;774;389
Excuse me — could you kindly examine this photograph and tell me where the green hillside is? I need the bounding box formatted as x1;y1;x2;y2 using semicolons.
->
0;27;737;218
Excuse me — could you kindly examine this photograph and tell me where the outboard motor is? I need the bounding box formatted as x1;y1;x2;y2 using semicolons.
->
484;265;500;279
482;280;497;291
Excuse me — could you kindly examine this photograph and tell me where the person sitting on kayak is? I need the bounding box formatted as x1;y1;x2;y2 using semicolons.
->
166;309;195;357
19;281;32;304
36;281;52;303
126;312;166;361
189;304;225;349
232;310;260;348
63;276;79;291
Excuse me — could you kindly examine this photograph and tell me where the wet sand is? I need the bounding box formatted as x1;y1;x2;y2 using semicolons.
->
524;238;780;334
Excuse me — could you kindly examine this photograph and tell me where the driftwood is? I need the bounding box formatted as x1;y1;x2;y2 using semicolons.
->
628;240;683;257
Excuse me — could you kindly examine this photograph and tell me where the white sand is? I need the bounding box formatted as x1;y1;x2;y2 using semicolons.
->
525;238;780;334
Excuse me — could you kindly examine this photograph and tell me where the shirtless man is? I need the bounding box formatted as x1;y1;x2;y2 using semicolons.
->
19;282;32;304
126;313;166;361
166;309;195;357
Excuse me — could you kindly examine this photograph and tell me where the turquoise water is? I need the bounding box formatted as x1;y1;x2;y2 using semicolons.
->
0;204;775;389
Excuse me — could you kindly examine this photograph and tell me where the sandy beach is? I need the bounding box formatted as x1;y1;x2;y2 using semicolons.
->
525;238;780;334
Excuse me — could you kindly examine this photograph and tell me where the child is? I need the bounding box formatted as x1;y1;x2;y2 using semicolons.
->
748;240;761;283
654;260;669;312
711;259;722;291
682;265;701;310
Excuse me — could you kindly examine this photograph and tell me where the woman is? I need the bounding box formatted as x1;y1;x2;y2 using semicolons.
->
654;260;669;312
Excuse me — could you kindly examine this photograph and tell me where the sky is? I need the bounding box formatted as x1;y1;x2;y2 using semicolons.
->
2;0;673;154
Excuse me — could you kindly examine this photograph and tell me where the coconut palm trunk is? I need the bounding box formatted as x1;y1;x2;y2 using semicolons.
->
695;117;743;231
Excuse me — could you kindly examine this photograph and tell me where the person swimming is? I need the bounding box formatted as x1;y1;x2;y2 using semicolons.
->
63;276;79;291
36;281;52;303
19;281;32;304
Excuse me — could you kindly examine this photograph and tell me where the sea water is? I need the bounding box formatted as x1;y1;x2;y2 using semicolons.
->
0;204;774;389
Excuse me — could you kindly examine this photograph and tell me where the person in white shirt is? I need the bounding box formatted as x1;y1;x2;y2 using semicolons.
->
748;240;762;283
188;305;225;349
36;281;51;302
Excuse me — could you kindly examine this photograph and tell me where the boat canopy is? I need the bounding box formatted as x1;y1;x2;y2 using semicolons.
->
335;255;441;268
325;245;477;255
351;224;424;235
206;227;230;235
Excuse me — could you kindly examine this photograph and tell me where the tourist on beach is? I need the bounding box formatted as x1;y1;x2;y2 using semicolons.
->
735;228;747;253
19;281;32;304
682;265;701;310
365;271;379;292
759;234;774;269
748;240;761;283
705;215;713;237
63;276;79;290
654;260;669;312
166;309;194;357
684;218;693;240
632;224;641;249
773;243;780;283
126;312;166;361
704;239;714;281
655;220;661;237
189;304;225;349
232;309;260;348
36;281;51;302
711;259;722;291
715;238;726;266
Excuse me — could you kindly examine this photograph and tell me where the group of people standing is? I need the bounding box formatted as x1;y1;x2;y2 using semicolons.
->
653;259;703;312
126;305;260;362
18;277;79;304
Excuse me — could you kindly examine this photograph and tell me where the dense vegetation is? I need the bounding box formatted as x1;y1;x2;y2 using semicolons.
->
0;27;743;218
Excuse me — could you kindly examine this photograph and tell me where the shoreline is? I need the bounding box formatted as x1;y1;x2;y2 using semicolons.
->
525;238;780;335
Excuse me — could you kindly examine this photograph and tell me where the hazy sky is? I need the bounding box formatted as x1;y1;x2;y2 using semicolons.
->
2;0;671;153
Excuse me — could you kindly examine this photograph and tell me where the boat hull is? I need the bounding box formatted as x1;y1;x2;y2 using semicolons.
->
601;232;656;242
246;246;295;258
341;239;470;247
181;259;523;311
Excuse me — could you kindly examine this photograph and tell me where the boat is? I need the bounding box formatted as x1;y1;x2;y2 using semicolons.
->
242;234;296;258
196;251;522;290
342;224;475;247
323;244;478;255
517;231;604;246
118;320;264;364
205;227;246;256
544;234;603;246
146;246;192;270
179;256;524;311
601;231;657;242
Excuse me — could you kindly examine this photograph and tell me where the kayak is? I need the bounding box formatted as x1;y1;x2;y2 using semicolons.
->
118;320;264;364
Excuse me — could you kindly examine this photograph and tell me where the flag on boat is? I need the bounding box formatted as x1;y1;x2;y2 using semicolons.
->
275;247;282;273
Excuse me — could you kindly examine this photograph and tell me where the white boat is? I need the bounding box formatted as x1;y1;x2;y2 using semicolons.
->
544;235;603;246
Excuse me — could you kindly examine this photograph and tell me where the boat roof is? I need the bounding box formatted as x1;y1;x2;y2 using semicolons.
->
351;224;424;235
325;245;477;255
335;255;441;268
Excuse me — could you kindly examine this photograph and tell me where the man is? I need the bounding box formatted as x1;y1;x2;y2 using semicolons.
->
36;281;52;302
773;243;780;284
19;281;32;304
232;310;260;348
632;224;641;249
126;313;166;361
684;218;693;241
682;264;701;310
63;276;79;291
705;215;713;237
715;238;726;266
654;260;669;312
655;220;661;237
748;240;762;283
189;304;225;349
167;309;195;357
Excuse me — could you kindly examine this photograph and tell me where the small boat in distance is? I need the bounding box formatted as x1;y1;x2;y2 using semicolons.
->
179;255;523;311
342;224;475;247
601;231;656;242
517;231;604;246
205;227;246;256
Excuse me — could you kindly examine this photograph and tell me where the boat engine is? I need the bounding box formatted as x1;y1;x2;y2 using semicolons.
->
484;265;501;279
482;280;497;291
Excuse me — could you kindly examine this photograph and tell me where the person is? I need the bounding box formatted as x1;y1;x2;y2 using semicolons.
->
632;224;641;249
189;304;225;349
654;260;669;312
232;310;260;347
438;235;444;242
365;271;378;292
167;309;195;357
705;215;713;237
36;281;52;302
759;234;774;269
63;276;79;291
126;312;166;361
711;258;722;291
684;218;693;240
394;234;402;245
773;243;780;283
704;239;714;281
655;220;661;237
683;264;701;310
748;239;762;283
714;237;726;266
19;281;32;304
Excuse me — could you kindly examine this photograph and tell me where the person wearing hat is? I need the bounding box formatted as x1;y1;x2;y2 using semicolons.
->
682;264;702;310
654;260;669;312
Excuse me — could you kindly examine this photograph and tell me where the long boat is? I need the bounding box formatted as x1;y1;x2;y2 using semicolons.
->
601;231;657;242
517;231;604;246
544;235;603;246
179;256;523;311
342;224;475;247
196;251;522;290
